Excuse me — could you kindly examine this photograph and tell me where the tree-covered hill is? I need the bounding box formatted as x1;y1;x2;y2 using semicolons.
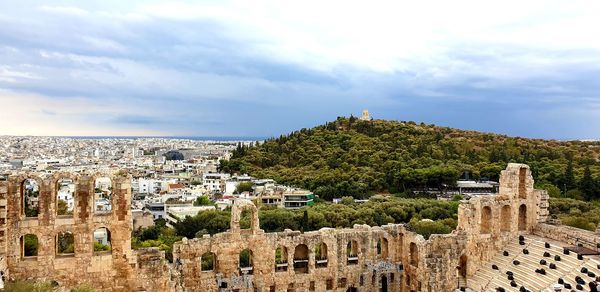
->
220;117;600;200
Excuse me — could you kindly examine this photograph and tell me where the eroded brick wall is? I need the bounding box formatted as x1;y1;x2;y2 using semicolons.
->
0;163;551;292
0;171;172;291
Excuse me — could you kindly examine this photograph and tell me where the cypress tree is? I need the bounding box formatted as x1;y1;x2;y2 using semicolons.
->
580;166;597;200
564;158;576;192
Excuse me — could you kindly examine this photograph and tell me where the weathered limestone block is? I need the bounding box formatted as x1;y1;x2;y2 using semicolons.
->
533;223;600;249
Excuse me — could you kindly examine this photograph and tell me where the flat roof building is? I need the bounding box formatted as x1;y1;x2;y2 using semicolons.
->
165;205;216;228
283;190;314;209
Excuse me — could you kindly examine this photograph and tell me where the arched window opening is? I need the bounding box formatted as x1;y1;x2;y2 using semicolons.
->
459;254;468;278
21;234;38;258
315;242;328;268
57;178;75;216
480;206;492;234
380;275;388;292
518;167;527;199
93;227;111;252
239;249;253;275
56;232;75;256
500;205;511;232
22;179;40;218
326;279;334;290
347;240;359;265
377;237;389;259
410;242;418;267
293;244;309;274
240;208;252;229
275;246;288;272
94;177;112;214
201;252;216;271
518;204;527;231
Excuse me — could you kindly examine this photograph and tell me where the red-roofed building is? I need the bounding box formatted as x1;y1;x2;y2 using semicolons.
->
168;183;185;192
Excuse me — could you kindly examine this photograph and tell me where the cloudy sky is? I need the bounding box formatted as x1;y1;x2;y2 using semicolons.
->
1;0;599;139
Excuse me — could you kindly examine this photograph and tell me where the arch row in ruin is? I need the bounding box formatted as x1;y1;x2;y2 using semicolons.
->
0;171;172;291
0;163;548;291
8;172;126;222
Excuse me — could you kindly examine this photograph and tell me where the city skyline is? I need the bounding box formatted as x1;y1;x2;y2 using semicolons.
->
1;1;600;139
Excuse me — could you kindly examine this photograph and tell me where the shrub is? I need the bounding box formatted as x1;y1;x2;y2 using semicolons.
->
93;241;110;251
71;284;95;292
409;218;453;239
565;189;584;200
4;280;55;292
451;194;464;201
561;216;596;231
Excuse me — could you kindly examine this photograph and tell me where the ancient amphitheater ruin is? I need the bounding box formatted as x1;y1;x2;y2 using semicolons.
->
0;163;599;291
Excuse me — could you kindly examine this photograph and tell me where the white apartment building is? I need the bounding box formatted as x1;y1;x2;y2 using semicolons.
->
165;205;216;228
202;173;230;193
224;174;254;194
132;178;174;194
93;227;110;246
57;181;75;213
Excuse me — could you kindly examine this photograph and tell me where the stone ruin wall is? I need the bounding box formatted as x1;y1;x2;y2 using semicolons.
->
173;199;410;292
0;163;550;291
533;223;600;250
0;172;172;291
454;163;549;278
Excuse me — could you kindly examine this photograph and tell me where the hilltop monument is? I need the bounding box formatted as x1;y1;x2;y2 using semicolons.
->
360;109;370;121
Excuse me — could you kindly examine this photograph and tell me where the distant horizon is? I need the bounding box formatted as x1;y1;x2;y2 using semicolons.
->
0;116;598;142
0;135;268;141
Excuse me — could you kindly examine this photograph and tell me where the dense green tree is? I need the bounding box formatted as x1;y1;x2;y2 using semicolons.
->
221;117;599;200
57;199;71;215
173;210;231;238
536;182;561;198
548;198;600;231
565;189;584;200
564;158;576;192
193;195;213;206
408;218;454;240
132;221;182;262
580;166;598;200
23;234;38;256
168;197;462;239
235;182;254;194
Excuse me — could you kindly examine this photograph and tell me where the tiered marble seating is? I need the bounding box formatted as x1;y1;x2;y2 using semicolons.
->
467;235;600;292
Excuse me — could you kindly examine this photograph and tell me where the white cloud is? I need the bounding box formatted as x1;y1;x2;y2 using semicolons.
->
138;0;600;73
0;90;164;136
1;0;599;138
80;36;127;53
38;5;89;16
0;66;41;83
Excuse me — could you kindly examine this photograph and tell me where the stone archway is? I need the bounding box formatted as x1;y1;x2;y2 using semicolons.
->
459;254;468;278
409;242;418;267
519;167;527;199
518;204;527;231
293;244;309;274
230;199;260;234
381;275;388;292
480;206;492;234
500;205;511;232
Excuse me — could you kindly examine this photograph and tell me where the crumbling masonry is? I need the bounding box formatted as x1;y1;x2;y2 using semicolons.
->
0;171;172;291
2;164;596;291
